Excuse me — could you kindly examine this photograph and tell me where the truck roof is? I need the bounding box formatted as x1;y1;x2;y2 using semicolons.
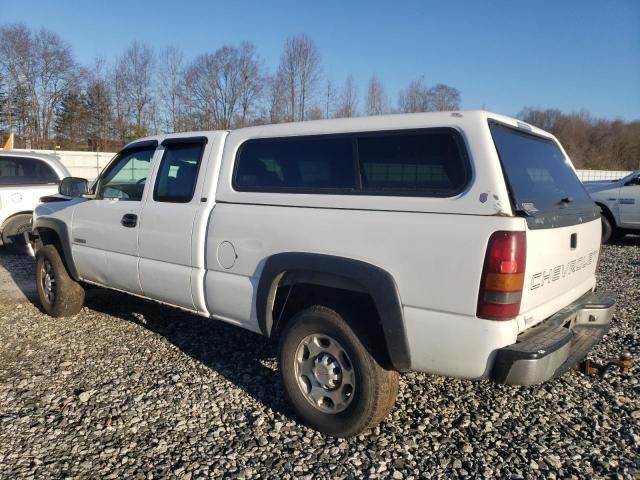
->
124;110;555;150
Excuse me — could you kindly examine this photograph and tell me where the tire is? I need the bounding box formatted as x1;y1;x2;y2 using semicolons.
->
278;305;399;437
1;214;32;254
35;244;85;317
600;211;616;244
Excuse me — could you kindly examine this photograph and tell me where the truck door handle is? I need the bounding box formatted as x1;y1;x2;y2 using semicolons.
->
121;213;138;228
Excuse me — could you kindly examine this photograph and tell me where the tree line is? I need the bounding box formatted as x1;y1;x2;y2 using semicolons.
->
0;23;637;172
0;25;461;152
519;108;640;171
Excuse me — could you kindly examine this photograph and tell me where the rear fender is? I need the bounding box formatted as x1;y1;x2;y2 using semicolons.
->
256;252;410;371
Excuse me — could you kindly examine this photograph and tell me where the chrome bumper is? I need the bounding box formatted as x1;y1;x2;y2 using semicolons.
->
490;291;615;385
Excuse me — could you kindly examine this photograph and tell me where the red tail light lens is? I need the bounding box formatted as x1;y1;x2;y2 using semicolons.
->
477;231;526;320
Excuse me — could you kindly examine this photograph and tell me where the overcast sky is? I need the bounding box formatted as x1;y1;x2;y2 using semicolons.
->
4;0;639;120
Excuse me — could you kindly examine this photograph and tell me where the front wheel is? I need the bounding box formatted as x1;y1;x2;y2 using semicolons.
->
278;305;399;437
35;244;85;317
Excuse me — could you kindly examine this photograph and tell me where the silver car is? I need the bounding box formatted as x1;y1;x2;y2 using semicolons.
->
584;170;640;243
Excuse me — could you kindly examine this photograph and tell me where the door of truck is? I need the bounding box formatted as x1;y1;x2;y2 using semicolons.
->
136;136;214;310
618;173;640;226
70;141;159;293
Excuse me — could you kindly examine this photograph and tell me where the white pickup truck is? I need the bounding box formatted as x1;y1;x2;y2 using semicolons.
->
584;170;640;243
31;111;614;437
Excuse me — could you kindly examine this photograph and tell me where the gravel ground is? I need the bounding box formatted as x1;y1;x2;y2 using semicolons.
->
0;240;638;479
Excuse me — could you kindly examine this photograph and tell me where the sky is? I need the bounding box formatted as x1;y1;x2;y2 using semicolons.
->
2;0;639;121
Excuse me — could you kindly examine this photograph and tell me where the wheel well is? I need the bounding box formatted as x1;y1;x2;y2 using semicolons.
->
271;275;393;369
595;202;616;227
1;211;33;230
35;227;62;249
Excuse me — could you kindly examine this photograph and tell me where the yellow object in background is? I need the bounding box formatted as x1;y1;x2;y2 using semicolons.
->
2;133;14;150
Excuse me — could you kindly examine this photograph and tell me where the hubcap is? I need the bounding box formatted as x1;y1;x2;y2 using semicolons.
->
41;259;56;304
294;334;355;413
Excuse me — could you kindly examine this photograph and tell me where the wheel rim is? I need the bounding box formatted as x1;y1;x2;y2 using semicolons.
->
294;333;356;414
41;259;56;305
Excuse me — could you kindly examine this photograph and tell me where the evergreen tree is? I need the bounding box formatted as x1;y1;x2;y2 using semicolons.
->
55;89;88;149
85;78;113;151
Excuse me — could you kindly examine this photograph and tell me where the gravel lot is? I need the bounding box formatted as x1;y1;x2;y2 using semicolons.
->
0;240;638;479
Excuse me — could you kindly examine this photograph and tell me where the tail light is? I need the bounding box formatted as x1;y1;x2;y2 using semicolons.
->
477;231;526;320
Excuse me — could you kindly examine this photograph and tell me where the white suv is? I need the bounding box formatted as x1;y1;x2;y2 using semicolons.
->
0;151;70;253
31;111;614;436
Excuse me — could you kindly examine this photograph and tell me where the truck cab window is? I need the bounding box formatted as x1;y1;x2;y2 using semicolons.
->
154;142;205;203
98;147;154;201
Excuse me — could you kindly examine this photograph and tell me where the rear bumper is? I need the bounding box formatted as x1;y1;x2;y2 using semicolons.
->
490;290;615;385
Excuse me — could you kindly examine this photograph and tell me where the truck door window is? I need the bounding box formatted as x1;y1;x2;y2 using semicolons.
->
98;147;154;201
153;142;206;203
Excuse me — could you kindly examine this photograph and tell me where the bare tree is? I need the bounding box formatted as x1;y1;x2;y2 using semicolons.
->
430;84;461;111
265;74;283;124
118;41;154;136
184;53;218;130
398;76;431;113
323;79;337;119
0;25;29;138
306;106;324;120
519;107;640;170
0;24;78;147
211;45;241;129
111;65;131;142
34;28;78;147
276;33;321;121
183;43;265;130
365;74;387;116
0;70;8;137
518;107;563;132
236;42;264;127
334;74;358;118
158;45;185;133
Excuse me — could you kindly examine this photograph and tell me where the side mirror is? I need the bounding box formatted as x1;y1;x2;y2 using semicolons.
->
59;177;89;197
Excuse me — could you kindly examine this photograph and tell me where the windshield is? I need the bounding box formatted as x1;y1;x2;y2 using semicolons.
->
621;170;640;184
490;122;598;228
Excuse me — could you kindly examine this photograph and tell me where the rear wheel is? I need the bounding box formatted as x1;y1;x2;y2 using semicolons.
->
601;214;613;243
1;214;32;254
600;210;622;244
278;305;399;437
35;244;85;317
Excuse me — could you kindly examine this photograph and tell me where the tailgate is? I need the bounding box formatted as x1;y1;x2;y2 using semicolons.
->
489;121;602;328
521;219;600;325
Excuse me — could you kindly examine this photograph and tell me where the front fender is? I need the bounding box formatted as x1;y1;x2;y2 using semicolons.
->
33;217;79;281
